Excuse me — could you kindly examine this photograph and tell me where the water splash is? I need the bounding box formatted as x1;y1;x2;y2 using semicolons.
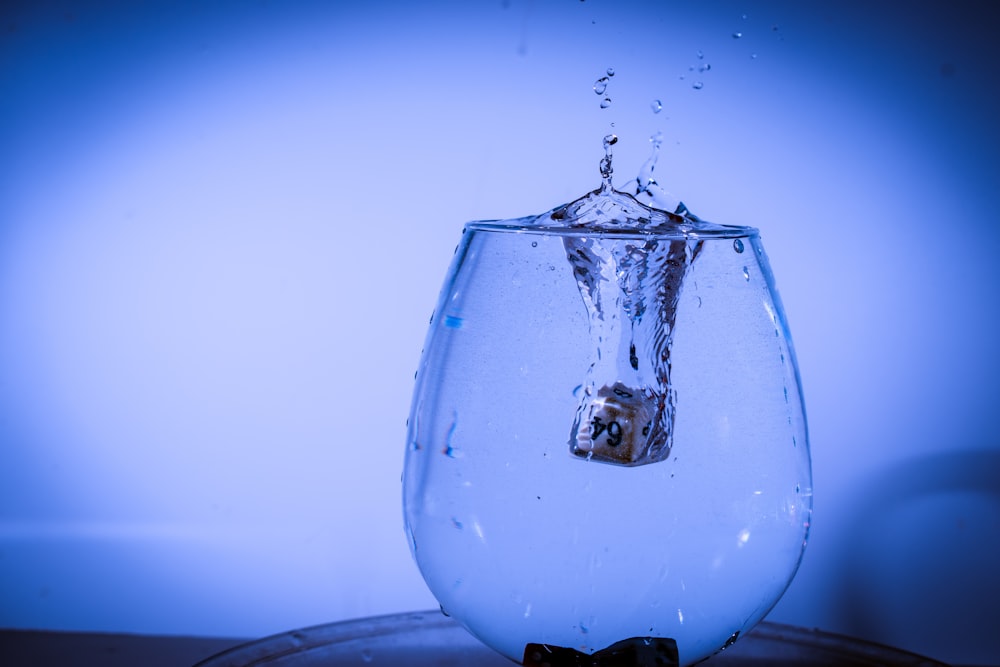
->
599;133;617;188
546;138;705;466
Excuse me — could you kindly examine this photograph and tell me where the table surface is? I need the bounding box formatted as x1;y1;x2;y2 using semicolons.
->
0;629;248;667
1;617;991;667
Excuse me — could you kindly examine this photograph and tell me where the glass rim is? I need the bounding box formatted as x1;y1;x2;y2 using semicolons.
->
464;219;760;240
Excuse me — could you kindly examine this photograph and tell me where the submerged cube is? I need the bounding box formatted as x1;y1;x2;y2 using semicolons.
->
572;382;655;465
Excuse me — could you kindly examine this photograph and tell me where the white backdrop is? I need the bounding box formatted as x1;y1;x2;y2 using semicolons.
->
2;2;998;665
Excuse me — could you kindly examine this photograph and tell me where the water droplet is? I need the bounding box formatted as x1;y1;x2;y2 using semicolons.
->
733;239;744;253
443;413;460;457
692;81;704;90
650;99;662;113
593;76;609;95
751;53;758;59
795;484;801;493
603;133;617;148
606;66;615;76
697;49;704;59
742;266;750;281
451;517;463;530
361;649;374;663
600;97;612;109
732;31;743;39
531;241;538;247
699;63;711;72
741;13;748;20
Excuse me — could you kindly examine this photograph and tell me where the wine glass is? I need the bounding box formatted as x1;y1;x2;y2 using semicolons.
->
402;181;812;666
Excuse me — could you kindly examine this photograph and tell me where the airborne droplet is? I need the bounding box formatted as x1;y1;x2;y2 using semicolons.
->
600;97;612;109
732;31;743;39
593;77;609;95
650;99;663;113
692;81;704;90
606;66;615;77
733;239;745;253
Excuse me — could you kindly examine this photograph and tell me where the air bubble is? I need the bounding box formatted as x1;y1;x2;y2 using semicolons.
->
733;239;744;253
651;99;663;113
593;77;609;95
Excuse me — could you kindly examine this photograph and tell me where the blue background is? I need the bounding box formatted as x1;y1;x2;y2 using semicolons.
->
2;1;999;665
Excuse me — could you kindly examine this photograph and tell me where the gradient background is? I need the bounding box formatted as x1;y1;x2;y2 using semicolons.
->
2;1;998;665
